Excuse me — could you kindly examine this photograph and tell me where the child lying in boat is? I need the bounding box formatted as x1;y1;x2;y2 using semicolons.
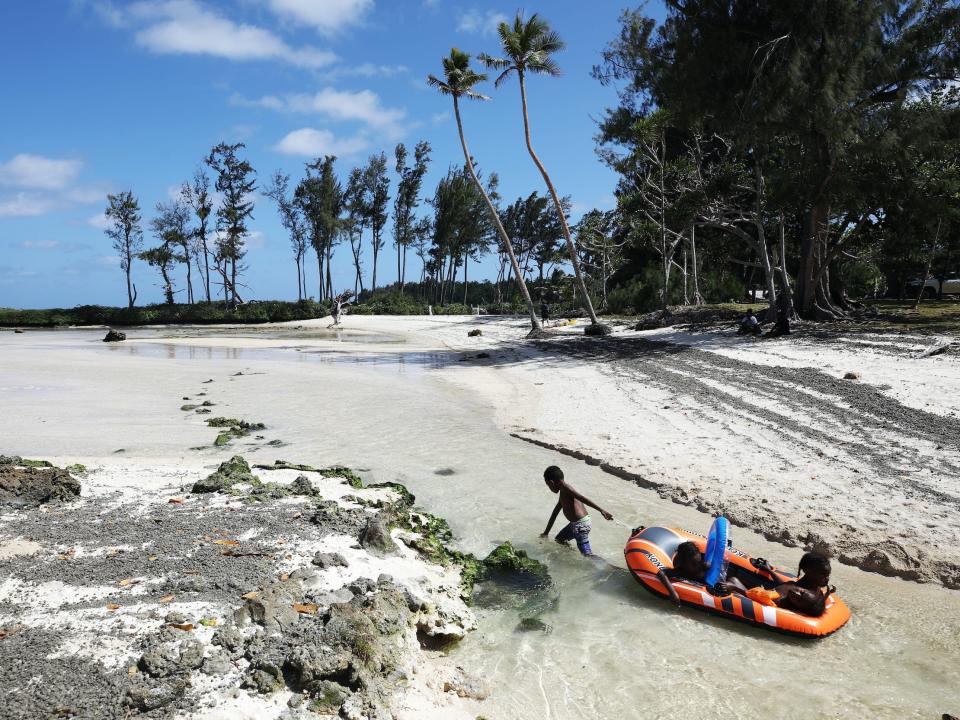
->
658;541;750;606
748;552;836;616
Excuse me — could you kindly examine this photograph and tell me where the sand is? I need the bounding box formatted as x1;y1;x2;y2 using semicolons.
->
2;313;959;718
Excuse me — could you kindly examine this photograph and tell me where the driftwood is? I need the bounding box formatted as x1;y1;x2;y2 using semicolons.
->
912;341;954;359
328;291;354;328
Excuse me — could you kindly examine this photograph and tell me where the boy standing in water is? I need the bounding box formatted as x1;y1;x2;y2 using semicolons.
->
540;466;613;556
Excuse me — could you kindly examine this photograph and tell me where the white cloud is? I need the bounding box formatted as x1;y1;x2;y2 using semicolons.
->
86;212;112;230
0;193;57;218
273;128;370;157
246;230;267;249
266;0;372;35
457;9;508;36
0;265;38;282
64;185;110;204
17;240;62;250
103;0;336;68
321;63;409;81
0;154;83;190
15;239;90;252
431;111;450;124
235;87;407;140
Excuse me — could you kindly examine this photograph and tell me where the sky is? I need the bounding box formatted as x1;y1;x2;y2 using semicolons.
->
0;0;667;309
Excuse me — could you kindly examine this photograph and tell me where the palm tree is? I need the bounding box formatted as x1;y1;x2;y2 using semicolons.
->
481;13;607;332
428;48;543;333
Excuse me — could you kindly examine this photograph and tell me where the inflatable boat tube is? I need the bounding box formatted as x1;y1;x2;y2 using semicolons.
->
624;526;851;638
703;516;729;587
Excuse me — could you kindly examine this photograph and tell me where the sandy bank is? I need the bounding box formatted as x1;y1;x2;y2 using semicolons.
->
0;456;484;719
399;316;960;589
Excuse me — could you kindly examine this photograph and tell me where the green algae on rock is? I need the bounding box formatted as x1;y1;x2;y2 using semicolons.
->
205;417;267;446
191;455;259;493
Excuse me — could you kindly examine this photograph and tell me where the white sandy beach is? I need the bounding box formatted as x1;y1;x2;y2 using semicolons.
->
2;315;960;719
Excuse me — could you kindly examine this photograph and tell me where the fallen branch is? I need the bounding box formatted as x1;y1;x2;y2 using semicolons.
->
912;340;954;359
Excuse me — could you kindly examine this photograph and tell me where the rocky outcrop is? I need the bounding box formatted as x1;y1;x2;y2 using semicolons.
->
103;329;126;342
0;464;81;507
191;455;258;493
359;516;397;555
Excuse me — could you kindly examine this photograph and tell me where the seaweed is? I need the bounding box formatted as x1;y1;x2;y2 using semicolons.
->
206;418;267;446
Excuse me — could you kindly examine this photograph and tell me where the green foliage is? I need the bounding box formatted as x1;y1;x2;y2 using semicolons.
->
840;260;887;300
0;300;329;327
605;267;665;315
349;291;425;315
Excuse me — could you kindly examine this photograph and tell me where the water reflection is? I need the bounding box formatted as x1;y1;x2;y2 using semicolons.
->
101;338;453;369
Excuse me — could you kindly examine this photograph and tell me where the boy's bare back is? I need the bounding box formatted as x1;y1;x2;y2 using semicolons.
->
557;483;588;522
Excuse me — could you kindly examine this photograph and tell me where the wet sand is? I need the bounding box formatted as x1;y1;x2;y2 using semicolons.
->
2;319;959;719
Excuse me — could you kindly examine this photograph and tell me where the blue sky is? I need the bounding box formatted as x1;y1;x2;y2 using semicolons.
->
0;0;666;308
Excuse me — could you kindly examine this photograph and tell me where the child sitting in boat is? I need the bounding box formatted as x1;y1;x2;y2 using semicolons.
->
658;541;749;605
540;465;614;557
748;552;836;616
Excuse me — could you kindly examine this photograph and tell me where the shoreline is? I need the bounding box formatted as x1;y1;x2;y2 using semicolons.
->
0;455;486;719
3;316;960;717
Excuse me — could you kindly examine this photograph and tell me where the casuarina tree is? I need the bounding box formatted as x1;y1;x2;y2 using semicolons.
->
428;48;542;332
181;170;213;303
363;152;390;291
265;170;308;301
206;142;255;307
593;1;960;319
481;13;607;332
104;190;143;308
393;140;432;293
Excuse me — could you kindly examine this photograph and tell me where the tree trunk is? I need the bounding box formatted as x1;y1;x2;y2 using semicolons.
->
660;192;669;312
295;257;302;301
682;245;689;305
125;248;135;309
796;200;844;320
452;95;541;331
913;218;942;311
517;72;599;326
314;247;323;302
161;266;174;305
754;226;778;320
325;243;333;301
463;253;468;306
184;250;193;304
689;224;703;305
775;215;795;319
203;234;211;302
397;235;403;294
371;234;378;292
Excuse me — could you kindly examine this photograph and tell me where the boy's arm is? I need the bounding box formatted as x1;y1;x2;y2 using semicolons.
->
562;482;613;521
657;570;681;606
541;501;563;537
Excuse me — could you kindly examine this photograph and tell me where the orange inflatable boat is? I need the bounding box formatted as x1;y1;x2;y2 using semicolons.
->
624;526;851;638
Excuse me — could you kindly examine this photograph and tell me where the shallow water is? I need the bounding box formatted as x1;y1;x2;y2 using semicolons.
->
2;329;959;719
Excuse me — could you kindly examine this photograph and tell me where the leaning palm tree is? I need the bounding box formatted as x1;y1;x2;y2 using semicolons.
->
481;13;607;333
428;48;543;333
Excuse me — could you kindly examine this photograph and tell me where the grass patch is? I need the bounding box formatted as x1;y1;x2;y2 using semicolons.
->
868;299;960;333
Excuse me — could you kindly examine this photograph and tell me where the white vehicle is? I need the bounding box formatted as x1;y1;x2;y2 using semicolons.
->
907;272;960;298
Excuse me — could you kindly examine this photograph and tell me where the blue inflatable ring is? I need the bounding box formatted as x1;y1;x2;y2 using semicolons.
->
703;516;729;586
